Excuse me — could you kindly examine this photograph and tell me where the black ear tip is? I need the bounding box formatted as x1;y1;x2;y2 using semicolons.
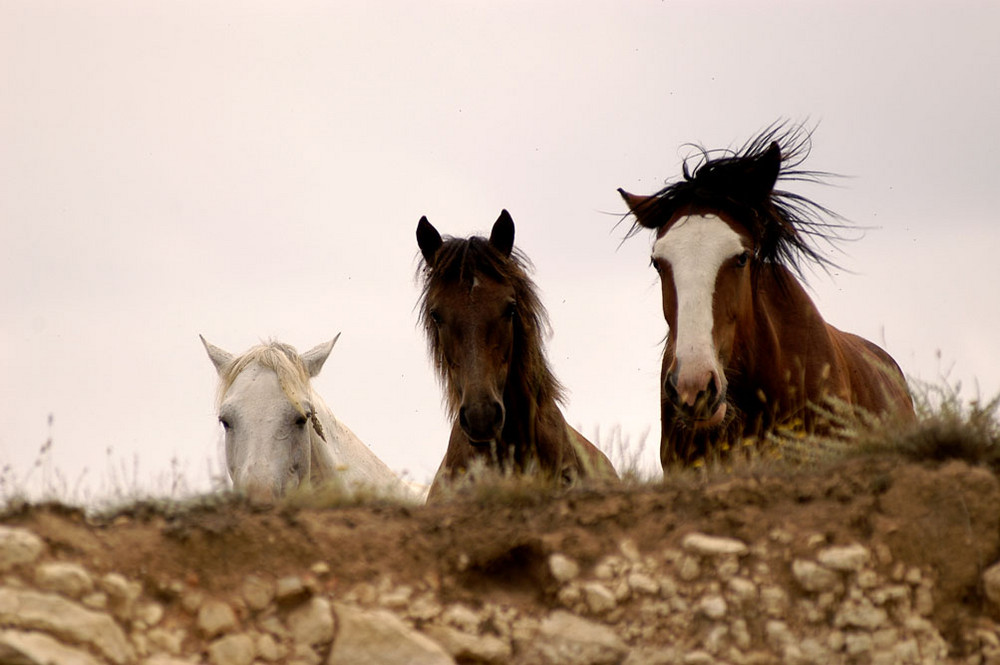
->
489;210;516;256
416;216;443;262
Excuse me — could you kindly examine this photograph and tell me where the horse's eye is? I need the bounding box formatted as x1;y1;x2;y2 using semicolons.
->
650;258;662;274
219;417;231;431
295;414;309;427
504;302;517;319
735;251;750;268
429;310;443;326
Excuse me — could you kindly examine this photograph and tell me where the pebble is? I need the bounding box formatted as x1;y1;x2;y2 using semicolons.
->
582;582;617;614
241;575;274;611
817;544;870;572
207;633;255;665
682;533;749;557
0;527;45;571
286;596;334;645
792;559;840;593
197;600;237;638
34;562;94;598
548;553;580;582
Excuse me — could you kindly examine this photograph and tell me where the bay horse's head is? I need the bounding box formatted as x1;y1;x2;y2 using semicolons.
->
416;211;557;448
619;124;842;431
201;336;336;504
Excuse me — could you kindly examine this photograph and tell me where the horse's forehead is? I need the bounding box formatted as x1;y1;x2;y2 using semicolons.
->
653;214;746;265
223;362;304;411
224;364;279;401
432;273;514;308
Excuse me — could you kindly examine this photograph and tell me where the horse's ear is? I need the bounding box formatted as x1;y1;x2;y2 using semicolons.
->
618;189;660;229
747;141;781;199
490;210;515;257
416;217;443;265
301;333;340;378
200;335;233;376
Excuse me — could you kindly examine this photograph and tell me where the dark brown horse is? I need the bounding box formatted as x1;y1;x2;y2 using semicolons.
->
619;125;915;469
416;210;617;499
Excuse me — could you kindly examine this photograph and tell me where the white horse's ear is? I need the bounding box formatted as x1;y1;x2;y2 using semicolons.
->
200;335;234;375
302;333;340;377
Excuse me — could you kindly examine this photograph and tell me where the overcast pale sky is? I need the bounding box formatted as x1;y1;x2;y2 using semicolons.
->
3;1;999;501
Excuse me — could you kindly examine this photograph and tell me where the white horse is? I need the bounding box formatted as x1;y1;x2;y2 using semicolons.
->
201;335;416;504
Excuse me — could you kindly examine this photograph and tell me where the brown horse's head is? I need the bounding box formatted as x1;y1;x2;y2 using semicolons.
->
619;124;846;432
416;211;560;448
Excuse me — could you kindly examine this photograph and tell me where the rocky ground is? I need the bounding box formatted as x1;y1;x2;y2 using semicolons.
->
2;454;1000;664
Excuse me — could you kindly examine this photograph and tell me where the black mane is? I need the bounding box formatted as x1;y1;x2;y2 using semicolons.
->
626;123;853;277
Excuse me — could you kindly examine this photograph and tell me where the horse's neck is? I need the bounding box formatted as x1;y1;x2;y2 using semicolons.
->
735;265;837;400
310;394;402;488
499;368;564;471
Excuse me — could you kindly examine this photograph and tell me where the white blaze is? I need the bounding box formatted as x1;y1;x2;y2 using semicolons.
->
652;214;744;398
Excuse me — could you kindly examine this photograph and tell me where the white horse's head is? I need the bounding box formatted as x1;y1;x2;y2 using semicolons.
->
201;335;339;505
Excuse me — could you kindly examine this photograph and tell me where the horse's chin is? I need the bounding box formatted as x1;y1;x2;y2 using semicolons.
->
686;402;728;431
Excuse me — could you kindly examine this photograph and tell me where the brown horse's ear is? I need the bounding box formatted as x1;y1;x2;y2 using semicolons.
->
490;210;515;257
747;141;781;200
416;216;443;264
617;189;660;229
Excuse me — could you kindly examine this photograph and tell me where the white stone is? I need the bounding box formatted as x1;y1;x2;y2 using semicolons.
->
242;575;274;611
835;599;887;630
422;624;512;664
147;627;185;655
697;595;727;620
0;527;45;571
817;544;870;571
441;604;481;633
792;559;840;592
329;603;454;665
619;539;641;562
198;600;238;638
275;576;308;601
136;601;164;627
380;585;414;609
0;629;103;665
516;610;628;665
287;597;335;646
548;554;580;582
726;577;757;604
676;555;701;581
0;588;133;664
582;582;617;614
682;533;748;557
208;633;256;665
627;572;660;595
255;632;285;661
34;561;94;598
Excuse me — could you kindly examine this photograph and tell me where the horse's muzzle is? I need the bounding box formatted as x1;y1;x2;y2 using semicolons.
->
459;400;505;444
666;369;727;428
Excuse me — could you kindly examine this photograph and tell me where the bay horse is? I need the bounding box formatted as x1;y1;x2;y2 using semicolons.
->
618;125;914;469
201;335;414;503
416;210;617;499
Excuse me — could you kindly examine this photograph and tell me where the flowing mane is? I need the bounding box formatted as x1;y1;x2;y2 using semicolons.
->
625;123;853;279
417;235;564;418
